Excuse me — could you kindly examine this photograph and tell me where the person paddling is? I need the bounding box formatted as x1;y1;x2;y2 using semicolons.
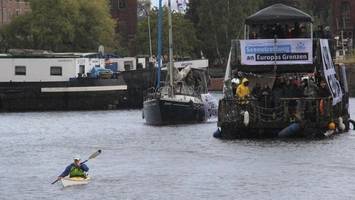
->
57;155;89;180
52;150;101;185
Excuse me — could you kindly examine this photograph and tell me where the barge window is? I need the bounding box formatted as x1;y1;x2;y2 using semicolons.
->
15;66;26;76
124;61;133;71
79;65;85;74
110;0;119;10
50;66;62;76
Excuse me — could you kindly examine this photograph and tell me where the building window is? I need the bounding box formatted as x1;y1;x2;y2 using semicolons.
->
119;0;126;9
110;0;119;10
50;66;62;76
109;0;114;10
15;66;26;76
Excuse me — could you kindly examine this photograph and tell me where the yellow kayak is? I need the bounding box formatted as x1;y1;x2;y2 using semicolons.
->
61;176;91;187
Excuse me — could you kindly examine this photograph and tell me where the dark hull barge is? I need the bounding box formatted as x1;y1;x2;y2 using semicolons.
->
0;79;128;111
0;51;153;111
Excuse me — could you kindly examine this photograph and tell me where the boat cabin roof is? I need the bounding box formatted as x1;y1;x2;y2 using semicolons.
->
0;50;120;59
245;4;313;25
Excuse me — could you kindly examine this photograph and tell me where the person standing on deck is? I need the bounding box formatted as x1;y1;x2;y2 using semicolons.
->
303;78;318;97
57;155;89;180
251;82;262;99
236;78;250;100
231;78;240;96
318;79;331;97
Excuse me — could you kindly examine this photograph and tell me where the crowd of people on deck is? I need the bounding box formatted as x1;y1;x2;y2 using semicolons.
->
249;23;331;39
233;74;331;108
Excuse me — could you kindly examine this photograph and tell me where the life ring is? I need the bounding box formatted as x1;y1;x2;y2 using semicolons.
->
349;119;355;130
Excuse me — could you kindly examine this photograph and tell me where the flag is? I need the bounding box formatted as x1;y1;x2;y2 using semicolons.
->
176;0;188;12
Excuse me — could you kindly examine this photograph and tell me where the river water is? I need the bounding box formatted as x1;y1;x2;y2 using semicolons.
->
1;98;355;200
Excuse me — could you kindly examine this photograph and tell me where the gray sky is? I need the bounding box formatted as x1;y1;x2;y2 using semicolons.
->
151;0;184;9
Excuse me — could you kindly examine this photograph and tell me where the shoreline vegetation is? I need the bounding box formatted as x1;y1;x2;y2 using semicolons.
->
1;0;333;62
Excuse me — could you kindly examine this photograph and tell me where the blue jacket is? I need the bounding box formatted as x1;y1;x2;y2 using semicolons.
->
59;163;89;177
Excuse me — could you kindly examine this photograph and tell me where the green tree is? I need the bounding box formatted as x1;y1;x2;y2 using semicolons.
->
136;7;200;59
262;0;299;7
186;0;262;64
297;0;332;26
0;0;118;52
262;0;332;26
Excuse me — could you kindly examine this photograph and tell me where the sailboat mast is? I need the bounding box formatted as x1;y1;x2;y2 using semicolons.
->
156;0;163;89
168;0;174;96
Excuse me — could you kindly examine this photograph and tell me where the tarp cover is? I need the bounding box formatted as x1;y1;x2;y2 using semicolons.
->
245;4;313;25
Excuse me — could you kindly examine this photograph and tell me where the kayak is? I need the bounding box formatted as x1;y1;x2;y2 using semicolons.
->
61;176;91;187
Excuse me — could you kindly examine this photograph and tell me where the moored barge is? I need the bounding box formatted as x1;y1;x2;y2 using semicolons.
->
0;50;133;111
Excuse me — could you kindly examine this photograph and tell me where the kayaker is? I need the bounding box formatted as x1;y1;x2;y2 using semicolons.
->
57;155;89;180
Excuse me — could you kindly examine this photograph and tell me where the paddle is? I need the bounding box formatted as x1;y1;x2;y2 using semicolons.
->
80;149;102;164
51;150;102;185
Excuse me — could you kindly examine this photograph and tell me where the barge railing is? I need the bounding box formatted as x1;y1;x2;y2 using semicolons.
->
218;96;340;129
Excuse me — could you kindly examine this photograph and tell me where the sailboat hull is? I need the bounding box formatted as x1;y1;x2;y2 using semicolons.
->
143;98;206;125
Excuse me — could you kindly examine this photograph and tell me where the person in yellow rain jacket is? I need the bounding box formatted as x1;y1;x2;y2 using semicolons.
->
236;78;251;100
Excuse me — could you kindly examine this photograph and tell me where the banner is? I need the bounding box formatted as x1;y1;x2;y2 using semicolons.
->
320;39;343;106
240;39;313;65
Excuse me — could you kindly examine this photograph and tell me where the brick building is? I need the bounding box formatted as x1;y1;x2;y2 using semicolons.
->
110;0;137;55
332;0;355;47
0;0;30;27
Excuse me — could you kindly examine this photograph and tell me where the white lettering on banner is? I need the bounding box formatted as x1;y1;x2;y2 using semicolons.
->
320;39;343;106
240;39;313;65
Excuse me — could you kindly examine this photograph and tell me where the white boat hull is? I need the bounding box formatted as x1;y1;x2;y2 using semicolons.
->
61;177;91;187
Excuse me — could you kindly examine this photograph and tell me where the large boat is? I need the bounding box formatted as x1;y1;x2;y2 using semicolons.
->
0;50;138;111
142;0;209;125
217;4;350;138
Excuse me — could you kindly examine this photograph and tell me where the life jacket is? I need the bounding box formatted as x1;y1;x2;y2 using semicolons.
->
69;165;87;178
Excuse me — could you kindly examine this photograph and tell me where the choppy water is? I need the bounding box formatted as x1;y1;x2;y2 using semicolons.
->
1;98;355;200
